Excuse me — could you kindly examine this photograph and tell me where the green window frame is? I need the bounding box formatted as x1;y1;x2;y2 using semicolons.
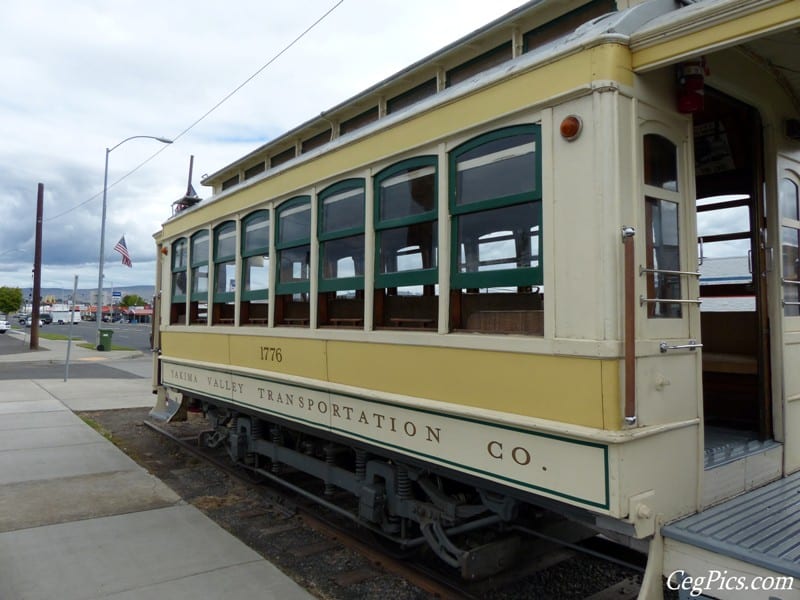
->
213;221;236;303
449;124;543;289
275;196;312;296
171;238;187;302
241;210;269;302
190;230;209;301
318;179;365;293
374;156;438;288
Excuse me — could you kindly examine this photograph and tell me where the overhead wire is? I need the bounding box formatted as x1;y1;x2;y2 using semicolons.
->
46;0;345;222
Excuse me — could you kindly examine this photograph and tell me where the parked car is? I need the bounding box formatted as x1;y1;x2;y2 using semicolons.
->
21;317;43;328
0;319;8;334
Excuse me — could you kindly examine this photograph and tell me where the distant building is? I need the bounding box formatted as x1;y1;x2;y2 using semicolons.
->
125;306;153;324
699;256;754;311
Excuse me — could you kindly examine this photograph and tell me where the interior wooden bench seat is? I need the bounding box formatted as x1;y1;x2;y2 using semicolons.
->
702;352;757;375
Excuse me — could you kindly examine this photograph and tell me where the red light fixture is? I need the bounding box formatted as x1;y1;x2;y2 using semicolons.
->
560;115;582;141
677;57;709;114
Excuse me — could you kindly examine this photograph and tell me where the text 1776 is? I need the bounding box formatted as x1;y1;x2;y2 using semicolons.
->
260;346;283;362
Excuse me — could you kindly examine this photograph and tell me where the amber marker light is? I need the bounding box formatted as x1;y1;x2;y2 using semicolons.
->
560;115;582;141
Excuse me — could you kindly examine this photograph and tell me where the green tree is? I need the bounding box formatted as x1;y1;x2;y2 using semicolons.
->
0;286;24;315
119;294;148;308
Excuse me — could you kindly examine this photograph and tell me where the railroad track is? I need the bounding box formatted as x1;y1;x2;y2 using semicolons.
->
141;417;646;599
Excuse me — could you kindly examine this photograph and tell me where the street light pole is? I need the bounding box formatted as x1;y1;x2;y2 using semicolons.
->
96;135;172;349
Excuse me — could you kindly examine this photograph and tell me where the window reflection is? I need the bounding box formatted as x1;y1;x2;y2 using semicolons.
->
379;166;436;220
322;187;364;233
192;264;209;294
279;201;311;244
781;178;800;316
215;224;236;258
455;134;537;206
645;197;682;318
244;255;269;292
379;222;437;274
322;235;364;279
457;203;539;273
191;231;209;262
644;134;678;191
279;246;310;284
172;271;186;297
215;262;236;294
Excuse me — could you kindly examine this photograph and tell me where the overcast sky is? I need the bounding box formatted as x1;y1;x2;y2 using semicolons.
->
0;0;529;293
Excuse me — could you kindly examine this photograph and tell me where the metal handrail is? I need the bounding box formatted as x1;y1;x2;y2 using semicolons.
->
640;296;702;306
781;280;800;306
660;340;703;353
639;266;701;277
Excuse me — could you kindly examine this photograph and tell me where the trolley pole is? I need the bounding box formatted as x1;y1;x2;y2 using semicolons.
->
30;183;44;350
64;275;79;381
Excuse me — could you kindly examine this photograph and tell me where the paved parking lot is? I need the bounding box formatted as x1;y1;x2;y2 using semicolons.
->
0;330;39;356
0;330;149;379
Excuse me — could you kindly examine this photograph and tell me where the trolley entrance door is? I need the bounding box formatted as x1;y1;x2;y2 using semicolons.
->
694;89;772;442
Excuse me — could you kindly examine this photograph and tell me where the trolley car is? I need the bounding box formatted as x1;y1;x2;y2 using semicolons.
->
152;1;800;596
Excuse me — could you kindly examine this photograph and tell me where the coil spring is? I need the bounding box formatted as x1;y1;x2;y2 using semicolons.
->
355;449;367;481
397;465;411;499
324;444;336;496
251;419;264;440
270;426;283;474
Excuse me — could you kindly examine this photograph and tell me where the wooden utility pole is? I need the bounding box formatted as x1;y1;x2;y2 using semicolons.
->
30;183;43;350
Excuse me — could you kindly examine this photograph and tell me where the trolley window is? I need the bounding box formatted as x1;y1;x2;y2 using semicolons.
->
275;196;311;326
318;179;365;327
781;177;800;317
374;157;438;329
242;212;270;294
170;237;187;325
241;210;270;325
212;221;236;325
449;125;543;335
319;179;365;289
190;230;209;324
643;134;682;318
171;238;188;301
213;222;236;297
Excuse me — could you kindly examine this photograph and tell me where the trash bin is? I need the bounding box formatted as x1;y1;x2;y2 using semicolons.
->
97;329;113;351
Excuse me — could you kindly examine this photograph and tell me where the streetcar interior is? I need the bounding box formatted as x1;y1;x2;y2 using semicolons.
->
694;88;775;469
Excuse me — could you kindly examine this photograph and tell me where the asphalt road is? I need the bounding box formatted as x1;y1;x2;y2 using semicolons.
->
0;326;154;380
25;319;153;354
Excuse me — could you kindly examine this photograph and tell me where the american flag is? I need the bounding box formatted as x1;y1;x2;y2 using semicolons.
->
114;236;132;268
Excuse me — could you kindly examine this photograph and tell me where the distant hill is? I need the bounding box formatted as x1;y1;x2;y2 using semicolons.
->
21;285;156;305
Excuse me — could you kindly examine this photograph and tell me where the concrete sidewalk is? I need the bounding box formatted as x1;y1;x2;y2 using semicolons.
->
0;335;315;600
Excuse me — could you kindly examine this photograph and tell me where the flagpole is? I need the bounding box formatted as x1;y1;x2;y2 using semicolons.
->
95;135;172;349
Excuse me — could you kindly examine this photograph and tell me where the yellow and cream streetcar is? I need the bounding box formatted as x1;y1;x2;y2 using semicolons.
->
152;1;800;596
